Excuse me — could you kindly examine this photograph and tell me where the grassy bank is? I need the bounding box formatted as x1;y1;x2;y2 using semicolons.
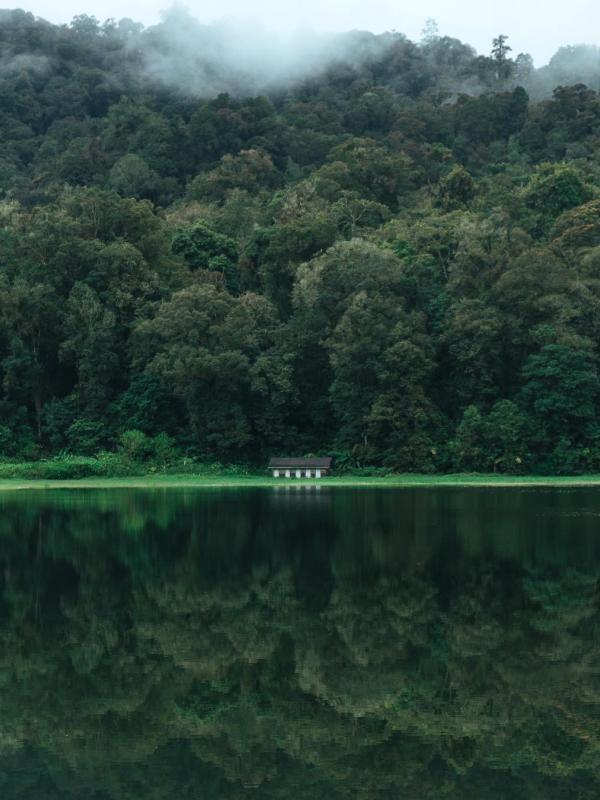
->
3;470;600;491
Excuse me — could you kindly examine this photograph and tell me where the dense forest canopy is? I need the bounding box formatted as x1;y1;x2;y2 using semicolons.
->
3;8;600;471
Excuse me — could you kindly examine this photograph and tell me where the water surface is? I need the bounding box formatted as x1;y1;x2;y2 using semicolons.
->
1;486;600;799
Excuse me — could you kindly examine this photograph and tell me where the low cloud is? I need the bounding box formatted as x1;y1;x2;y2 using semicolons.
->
134;6;389;95
0;53;50;76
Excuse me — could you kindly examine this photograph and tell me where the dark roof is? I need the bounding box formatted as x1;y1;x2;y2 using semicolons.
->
269;457;332;469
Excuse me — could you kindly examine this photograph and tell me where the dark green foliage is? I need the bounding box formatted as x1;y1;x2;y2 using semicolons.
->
519;344;600;471
437;165;476;210
1;11;600;471
523;163;591;235
171;222;239;290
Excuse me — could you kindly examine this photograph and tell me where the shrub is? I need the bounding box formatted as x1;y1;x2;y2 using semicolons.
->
119;430;152;461
150;432;178;467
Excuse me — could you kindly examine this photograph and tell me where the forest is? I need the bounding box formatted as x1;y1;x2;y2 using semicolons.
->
3;8;600;472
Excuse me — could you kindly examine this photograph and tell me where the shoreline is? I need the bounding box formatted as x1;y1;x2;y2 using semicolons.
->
3;473;600;491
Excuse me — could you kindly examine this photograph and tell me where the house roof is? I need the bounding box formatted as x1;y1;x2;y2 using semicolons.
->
268;457;332;469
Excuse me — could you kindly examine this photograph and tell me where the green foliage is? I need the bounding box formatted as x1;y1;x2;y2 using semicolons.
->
485;399;530;471
171;221;238;269
151;432;178;466
190;148;279;202
171;221;239;290
0;11;599;472
523;164;591;235
520;344;600;441
108;153;159;200
449;401;530;473
450;406;490;471
118;429;179;466
119;429;152;461
437;165;476;210
550;199;600;250
66;419;109;454
0;453;134;478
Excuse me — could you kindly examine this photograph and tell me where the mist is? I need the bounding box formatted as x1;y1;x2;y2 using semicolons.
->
3;4;600;101
535;45;600;94
121;6;600;100
134;6;391;95
0;52;50;76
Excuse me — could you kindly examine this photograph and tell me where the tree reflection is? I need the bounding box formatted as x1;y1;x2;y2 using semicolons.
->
1;487;600;798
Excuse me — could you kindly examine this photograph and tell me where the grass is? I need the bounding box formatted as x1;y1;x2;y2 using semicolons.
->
3;472;600;491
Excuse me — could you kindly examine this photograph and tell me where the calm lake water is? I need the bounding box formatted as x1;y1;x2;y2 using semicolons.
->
1;486;600;799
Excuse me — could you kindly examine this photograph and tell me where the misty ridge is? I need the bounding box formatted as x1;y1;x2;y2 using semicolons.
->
138;7;600;100
1;5;600;100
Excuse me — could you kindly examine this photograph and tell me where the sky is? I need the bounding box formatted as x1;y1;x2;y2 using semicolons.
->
9;0;600;66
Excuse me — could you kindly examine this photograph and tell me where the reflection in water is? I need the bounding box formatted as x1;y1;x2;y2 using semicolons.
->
1;487;600;798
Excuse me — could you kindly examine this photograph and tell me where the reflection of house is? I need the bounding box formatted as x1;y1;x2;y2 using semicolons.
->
268;457;332;479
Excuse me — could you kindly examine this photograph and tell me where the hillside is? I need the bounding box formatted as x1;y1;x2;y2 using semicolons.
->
2;8;600;472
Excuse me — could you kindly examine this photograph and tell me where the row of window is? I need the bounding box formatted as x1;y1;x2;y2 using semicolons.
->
272;469;323;478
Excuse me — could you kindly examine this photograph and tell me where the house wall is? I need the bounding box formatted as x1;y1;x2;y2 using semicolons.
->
270;465;330;478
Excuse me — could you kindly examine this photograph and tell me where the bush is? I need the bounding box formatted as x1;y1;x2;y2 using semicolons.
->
150;433;178;467
342;466;393;477
66;420;109;455
119;429;153;461
0;454;134;480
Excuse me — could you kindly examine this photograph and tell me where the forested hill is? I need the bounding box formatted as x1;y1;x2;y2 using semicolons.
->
3;9;600;473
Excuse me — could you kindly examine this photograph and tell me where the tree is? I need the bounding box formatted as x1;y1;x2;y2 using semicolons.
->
421;18;439;43
190;149;279;203
514;52;534;82
244;211;338;316
519;344;600;466
108;154;157;200
491;34;513;80
171;221;239;290
320;139;413;208
523;164;590;236
550;200;600;251
60;282;119;416
132;285;291;456
485;399;529;472
0;278;58;444
69;14;100;37
437;165;476;210
442;299;505;411
449;405;489;471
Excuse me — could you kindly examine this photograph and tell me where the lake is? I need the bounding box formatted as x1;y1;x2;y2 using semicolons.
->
1;485;600;799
